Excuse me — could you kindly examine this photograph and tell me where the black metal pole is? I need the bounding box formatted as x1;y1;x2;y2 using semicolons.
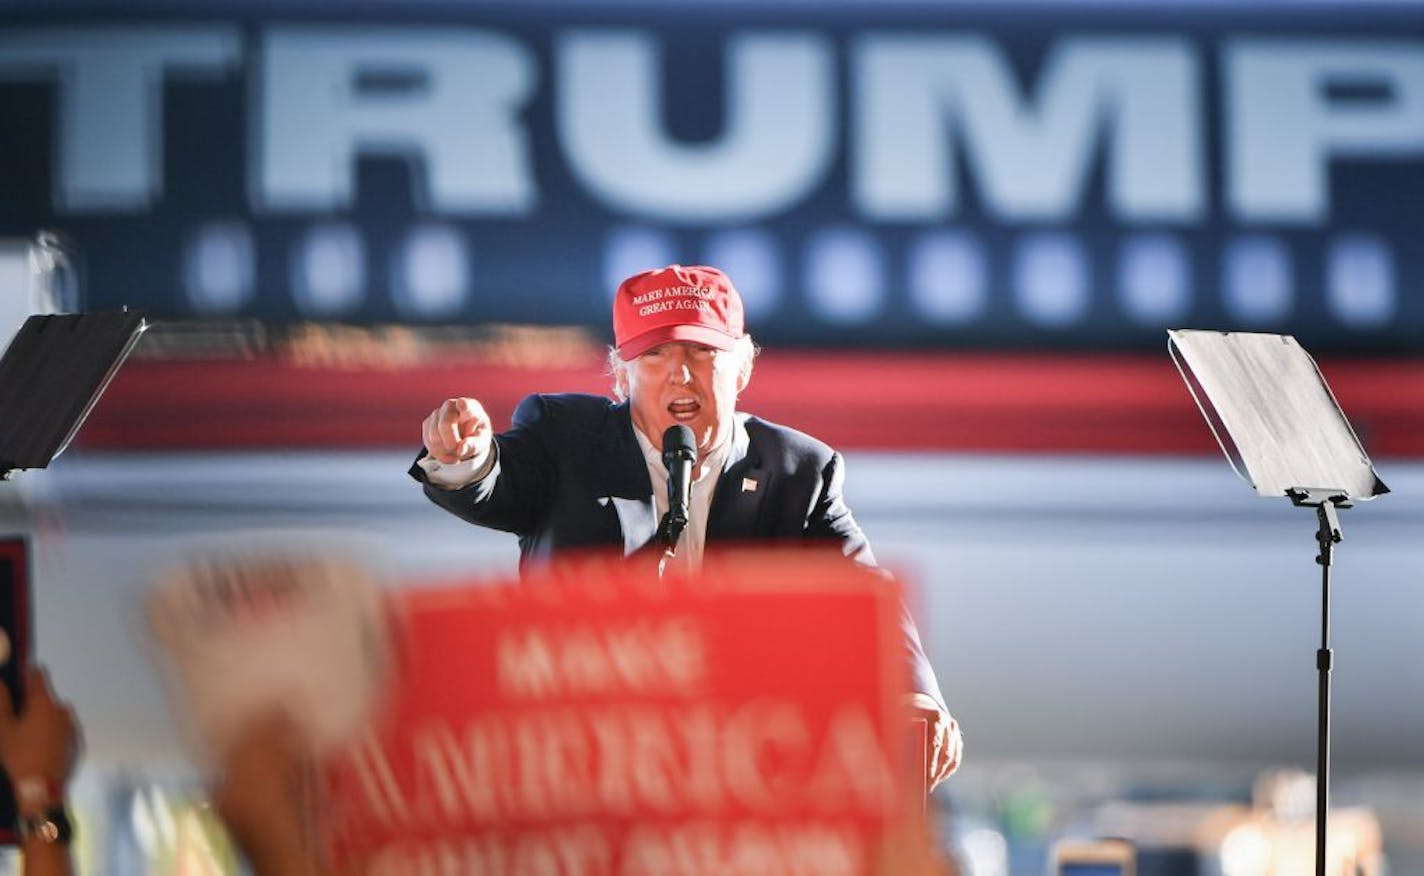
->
1314;502;1339;876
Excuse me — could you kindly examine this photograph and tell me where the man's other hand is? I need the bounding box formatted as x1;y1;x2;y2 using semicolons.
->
422;397;492;464
907;692;962;792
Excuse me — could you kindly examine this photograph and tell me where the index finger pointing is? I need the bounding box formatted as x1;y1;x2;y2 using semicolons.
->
442;398;487;438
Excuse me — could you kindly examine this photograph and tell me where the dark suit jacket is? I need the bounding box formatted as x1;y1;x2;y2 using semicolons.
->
410;392;945;708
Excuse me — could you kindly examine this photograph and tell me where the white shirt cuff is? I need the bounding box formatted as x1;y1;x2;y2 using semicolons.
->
417;448;495;489
904;691;947;716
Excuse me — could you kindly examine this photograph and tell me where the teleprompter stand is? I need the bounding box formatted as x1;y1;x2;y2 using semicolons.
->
1169;330;1387;876
1289;487;1347;876
0;310;147;480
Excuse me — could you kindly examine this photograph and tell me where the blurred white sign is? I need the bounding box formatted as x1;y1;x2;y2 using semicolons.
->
147;550;389;763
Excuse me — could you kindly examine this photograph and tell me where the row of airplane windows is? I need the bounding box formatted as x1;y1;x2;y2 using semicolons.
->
181;222;1400;330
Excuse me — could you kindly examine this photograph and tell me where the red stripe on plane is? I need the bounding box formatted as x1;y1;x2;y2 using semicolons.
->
77;353;1424;456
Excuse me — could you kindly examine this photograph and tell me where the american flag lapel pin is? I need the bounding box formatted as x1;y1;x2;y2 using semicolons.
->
741;477;758;493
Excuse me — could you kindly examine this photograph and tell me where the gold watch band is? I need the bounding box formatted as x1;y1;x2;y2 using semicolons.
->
18;806;73;846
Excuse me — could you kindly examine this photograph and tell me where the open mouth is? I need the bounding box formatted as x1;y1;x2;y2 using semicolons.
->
667;397;701;421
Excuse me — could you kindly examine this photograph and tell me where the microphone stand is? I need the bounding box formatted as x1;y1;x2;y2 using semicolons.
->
654;508;687;579
655;509;688;552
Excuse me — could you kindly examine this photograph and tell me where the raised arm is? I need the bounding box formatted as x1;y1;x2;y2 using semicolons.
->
0;666;81;876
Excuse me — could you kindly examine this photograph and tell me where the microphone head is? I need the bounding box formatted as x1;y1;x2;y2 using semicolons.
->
661;424;697;464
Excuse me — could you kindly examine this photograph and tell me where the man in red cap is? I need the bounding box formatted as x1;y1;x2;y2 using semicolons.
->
411;264;961;789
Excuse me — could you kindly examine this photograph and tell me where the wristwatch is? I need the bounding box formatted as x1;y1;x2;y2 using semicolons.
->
17;806;73;845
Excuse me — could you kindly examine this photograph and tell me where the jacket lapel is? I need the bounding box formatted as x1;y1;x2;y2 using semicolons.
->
598;403;658;555
708;414;770;541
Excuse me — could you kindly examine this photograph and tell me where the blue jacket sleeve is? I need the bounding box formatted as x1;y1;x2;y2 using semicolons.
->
805;451;949;712
410;394;556;536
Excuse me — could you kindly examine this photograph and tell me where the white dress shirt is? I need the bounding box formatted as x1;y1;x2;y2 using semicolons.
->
630;424;730;573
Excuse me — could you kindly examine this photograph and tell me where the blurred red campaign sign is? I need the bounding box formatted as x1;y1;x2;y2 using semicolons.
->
322;550;915;876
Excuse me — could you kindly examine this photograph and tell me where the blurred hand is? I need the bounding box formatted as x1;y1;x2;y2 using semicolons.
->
421;397;492;465
907;693;962;792
0;665;81;815
213;714;324;876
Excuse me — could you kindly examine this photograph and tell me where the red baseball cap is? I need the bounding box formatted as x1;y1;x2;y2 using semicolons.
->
612;265;745;359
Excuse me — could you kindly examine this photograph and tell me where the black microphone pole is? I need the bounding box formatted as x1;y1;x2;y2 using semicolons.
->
658;424;697;553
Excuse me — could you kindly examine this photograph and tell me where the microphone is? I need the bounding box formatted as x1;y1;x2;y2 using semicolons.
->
660;425;697;548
